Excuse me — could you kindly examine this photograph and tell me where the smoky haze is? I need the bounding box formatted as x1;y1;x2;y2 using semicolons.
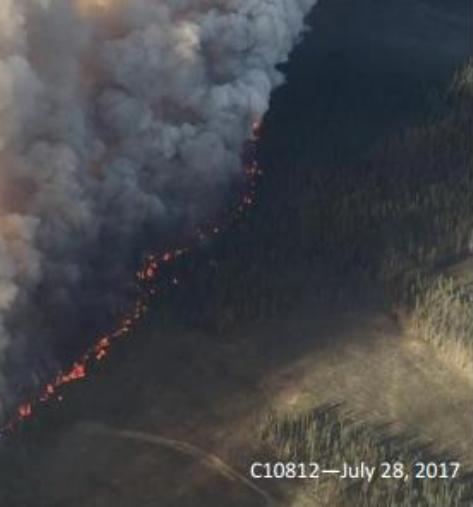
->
0;0;317;412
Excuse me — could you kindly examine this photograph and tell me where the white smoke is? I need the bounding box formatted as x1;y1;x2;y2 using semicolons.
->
0;0;317;407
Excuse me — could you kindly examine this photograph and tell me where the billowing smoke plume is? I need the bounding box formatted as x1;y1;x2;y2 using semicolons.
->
0;0;316;409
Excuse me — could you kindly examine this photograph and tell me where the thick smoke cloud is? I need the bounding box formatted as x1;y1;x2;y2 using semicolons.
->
0;0;316;408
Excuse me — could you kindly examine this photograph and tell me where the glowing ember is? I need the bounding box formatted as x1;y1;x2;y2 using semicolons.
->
1;123;263;435
76;0;121;14
18;404;32;419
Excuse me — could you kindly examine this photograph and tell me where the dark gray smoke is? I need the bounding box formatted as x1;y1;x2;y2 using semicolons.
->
0;0;317;408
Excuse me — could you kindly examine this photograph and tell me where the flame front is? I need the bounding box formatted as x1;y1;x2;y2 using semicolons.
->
10;247;185;430
3;124;263;435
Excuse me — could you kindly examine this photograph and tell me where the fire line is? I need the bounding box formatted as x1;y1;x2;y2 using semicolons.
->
1;123;263;435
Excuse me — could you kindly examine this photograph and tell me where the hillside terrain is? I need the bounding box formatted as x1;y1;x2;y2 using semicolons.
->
1;1;472;506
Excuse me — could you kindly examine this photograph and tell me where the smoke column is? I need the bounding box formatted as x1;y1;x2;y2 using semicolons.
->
0;0;317;413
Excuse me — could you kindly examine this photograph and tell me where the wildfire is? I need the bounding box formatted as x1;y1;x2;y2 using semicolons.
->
2;122;263;435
